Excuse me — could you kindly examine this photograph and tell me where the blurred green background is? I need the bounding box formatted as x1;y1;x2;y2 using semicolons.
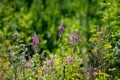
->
0;0;120;53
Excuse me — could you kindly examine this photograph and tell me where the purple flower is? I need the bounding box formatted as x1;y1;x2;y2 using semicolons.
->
47;59;54;65
70;34;79;41
58;24;64;33
24;61;31;68
32;34;39;45
93;67;98;72
66;56;73;64
83;68;88;73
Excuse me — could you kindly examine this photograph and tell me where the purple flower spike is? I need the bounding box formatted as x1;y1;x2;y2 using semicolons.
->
58;24;64;33
70;34;79;41
66;56;73;64
93;67;98;72
32;34;39;45
47;59;54;65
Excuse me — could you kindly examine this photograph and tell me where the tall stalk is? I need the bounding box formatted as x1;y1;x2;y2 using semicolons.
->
60;37;66;80
79;0;91;79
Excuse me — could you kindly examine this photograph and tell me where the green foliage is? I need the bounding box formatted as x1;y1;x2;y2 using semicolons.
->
0;0;120;80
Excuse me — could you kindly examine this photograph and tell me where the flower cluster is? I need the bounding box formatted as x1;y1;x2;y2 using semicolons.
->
47;59;54;65
83;67;98;74
32;34;39;45
70;34;79;41
66;56;73;64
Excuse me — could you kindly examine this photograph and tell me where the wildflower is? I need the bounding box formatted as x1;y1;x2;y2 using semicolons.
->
93;67;98;72
83;68;88;73
32;34;39;45
47;59;54;65
70;34;79;41
10;51;15;58
103;61;108;66
45;66;53;71
66;56;73;64
24;61;31;68
58;24;64;33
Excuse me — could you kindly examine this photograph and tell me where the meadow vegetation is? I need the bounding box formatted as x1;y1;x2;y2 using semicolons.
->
0;0;120;80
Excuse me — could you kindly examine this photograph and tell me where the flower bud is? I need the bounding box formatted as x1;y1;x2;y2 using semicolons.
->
93;67;98;72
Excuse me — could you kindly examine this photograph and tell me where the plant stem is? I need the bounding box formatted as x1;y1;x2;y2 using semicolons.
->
60;36;66;80
14;66;17;80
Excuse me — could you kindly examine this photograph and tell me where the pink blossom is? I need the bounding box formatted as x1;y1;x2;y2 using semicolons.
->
93;67;98;72
47;59;54;65
32;34;39;45
66;56;73;64
24;61;31;68
70;34;79;41
83;68;88;73
58;24;64;33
